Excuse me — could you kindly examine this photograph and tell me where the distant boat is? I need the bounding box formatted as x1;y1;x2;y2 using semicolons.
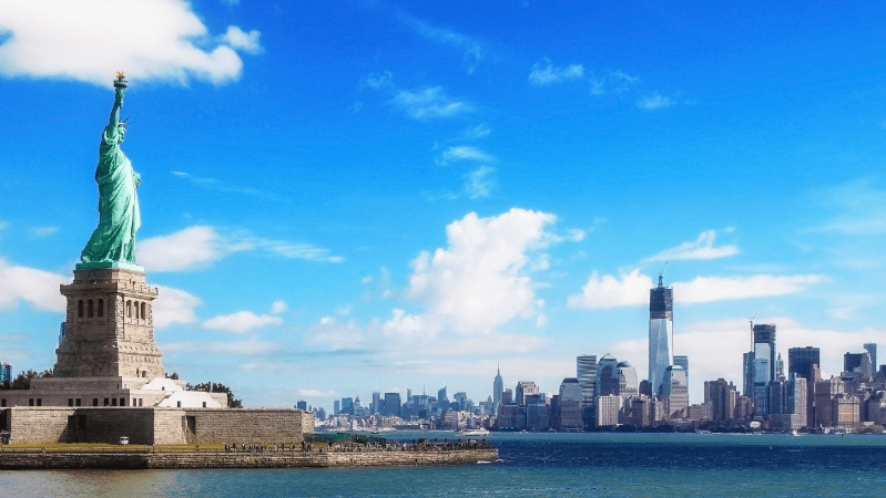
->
458;428;490;437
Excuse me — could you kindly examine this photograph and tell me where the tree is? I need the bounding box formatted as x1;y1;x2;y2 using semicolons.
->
10;370;39;390
192;382;242;408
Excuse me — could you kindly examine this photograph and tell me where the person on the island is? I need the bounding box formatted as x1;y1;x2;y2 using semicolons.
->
80;74;141;266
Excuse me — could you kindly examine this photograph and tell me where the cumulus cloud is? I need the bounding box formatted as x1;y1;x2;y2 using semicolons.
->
637;93;674;110
0;0;262;86
152;285;201;329
0;258;66;312
391;86;472;119
568;270;825;309
137;225;341;272
529;59;584;86
137;226;248;272
389;208;560;336
567;269;652;309
203;310;283;334
271;300;287;314
643;229;739;262
220;26;261;54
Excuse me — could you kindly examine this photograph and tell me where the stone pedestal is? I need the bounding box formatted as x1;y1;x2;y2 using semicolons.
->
54;268;164;379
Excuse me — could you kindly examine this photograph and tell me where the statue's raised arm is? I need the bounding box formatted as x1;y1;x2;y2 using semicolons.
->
77;72;143;271
106;72;127;140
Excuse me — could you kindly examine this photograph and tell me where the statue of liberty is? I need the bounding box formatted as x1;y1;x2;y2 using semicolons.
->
78;72;142;270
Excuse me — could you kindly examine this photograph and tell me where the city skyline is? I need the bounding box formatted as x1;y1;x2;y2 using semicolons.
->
3;1;886;408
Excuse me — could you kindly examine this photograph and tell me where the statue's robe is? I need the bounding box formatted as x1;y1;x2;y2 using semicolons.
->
80;125;141;265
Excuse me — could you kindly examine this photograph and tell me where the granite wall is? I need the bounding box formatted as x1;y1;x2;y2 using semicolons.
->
0;407;312;446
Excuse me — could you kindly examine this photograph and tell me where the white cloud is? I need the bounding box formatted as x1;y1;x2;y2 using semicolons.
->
271;300;287;314
391;86;472;119
203;310;283;334
0;258;67;312
567;269;652;309
137;226;248;272
392;208;559;335
363;71;394;90
30;226;58;238
219;26;262;55
461;124;491;140
254;239;343;263
438;146;496;165
568;270;825;309
171;170;285;202
137;225;341;271
610;70;640;91
384;309;437;341
637;93;674;110
588;70;639;96
674;274;826;304
463;166;496;199
644;229;739;262
152;285;201;329
0;0;261;87
529;59;584;86
401;14;486;74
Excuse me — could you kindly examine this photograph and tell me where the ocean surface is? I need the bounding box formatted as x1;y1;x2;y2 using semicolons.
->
3;432;886;497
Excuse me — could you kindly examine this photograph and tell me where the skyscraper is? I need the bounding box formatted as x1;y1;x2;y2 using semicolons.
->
788;347;820;379
596;354;620;397
515;381;539;406
618;361;639;397
673;355;689;400
372;391;381;415
649;275;674;397
662;365;688;418
752;323;776;415
577;354;597;427
557;378;583;431
493;365;504;410
0;362;11;385
383;392;401;417
437;386;449;411
864;343;878;369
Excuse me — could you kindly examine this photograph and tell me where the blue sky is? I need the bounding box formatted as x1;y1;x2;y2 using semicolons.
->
2;0;886;409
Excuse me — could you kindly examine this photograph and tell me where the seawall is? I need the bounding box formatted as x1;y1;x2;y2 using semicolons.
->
0;448;498;470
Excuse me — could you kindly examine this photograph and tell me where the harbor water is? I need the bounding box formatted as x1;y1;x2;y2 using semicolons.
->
3;432;885;497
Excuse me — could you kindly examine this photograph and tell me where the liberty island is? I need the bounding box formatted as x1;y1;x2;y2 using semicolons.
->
0;76;496;469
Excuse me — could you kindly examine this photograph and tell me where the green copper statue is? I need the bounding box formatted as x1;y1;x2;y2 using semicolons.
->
78;72;142;271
